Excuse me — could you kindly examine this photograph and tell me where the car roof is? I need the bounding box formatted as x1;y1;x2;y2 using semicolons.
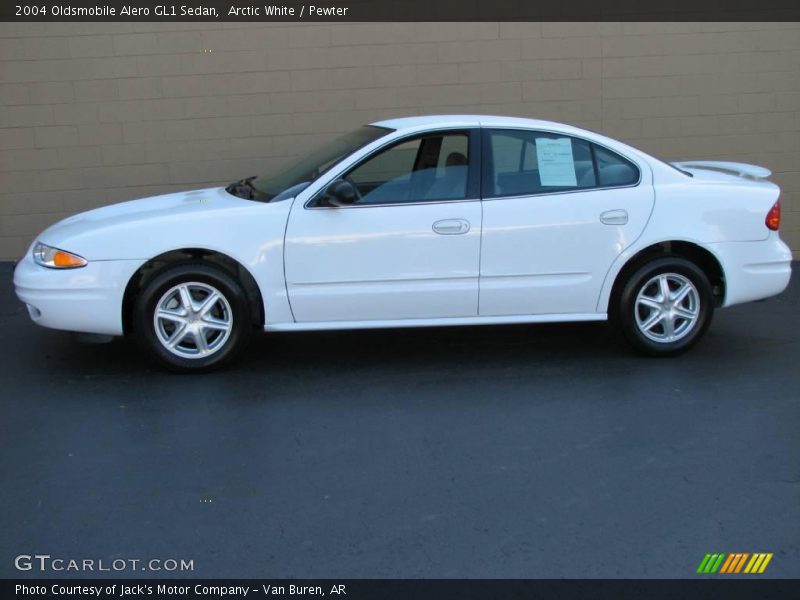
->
371;114;584;134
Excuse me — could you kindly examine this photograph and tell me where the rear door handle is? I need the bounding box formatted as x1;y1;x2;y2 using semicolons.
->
600;209;628;225
432;219;470;235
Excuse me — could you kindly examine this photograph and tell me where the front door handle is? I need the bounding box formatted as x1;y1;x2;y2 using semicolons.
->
600;209;628;225
432;219;470;235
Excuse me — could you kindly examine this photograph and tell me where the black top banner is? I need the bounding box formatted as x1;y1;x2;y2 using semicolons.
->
3;0;800;22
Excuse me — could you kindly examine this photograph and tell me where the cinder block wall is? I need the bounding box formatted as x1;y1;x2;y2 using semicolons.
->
1;22;799;260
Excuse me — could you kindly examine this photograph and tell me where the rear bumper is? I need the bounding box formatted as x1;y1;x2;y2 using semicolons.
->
709;234;792;308
13;255;145;336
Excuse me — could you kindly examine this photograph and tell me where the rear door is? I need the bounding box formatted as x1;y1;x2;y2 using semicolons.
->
479;128;655;316
284;129;482;323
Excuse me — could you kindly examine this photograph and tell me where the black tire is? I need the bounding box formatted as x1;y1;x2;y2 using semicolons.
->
613;257;714;357
133;263;253;372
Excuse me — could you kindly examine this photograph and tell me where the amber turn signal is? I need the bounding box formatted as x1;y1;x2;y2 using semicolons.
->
52;249;87;268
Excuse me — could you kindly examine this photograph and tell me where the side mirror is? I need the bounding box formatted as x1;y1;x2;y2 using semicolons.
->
326;179;357;207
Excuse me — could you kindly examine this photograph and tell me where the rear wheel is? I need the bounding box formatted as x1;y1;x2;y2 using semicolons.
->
134;263;252;372
614;257;714;357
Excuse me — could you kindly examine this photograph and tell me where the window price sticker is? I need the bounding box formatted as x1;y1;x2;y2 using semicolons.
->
536;137;577;186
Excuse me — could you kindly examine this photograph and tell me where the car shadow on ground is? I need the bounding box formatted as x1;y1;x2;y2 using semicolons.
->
15;317;768;383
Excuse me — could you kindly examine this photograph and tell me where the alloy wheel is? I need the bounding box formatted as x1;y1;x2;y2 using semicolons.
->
634;272;700;344
153;282;233;359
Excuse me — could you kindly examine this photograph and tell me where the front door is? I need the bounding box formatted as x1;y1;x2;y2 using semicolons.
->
284;129;482;323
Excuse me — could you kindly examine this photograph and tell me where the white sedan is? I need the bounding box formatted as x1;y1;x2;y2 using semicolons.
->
14;115;793;371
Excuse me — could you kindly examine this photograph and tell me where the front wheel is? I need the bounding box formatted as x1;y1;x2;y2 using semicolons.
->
133;263;253;372
614;257;714;357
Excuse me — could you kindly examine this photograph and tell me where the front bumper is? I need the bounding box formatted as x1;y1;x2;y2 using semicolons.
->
709;233;793;308
13;255;145;336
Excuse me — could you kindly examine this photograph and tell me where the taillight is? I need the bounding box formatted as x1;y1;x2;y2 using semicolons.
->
765;200;781;231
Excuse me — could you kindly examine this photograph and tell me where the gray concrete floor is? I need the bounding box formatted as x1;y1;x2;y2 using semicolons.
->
1;262;798;578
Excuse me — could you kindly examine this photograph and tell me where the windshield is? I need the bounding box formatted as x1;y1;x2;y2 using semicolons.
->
230;125;391;202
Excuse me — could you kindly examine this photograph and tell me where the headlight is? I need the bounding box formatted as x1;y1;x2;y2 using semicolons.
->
32;242;88;269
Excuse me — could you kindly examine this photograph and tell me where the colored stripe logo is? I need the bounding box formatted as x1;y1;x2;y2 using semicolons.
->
697;553;773;574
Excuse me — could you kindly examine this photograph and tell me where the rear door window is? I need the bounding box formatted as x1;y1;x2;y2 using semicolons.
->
482;129;639;198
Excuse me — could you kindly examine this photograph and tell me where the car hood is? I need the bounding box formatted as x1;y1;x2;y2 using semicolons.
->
37;187;270;259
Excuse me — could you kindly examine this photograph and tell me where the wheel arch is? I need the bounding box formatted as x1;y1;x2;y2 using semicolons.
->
601;240;726;314
121;248;264;335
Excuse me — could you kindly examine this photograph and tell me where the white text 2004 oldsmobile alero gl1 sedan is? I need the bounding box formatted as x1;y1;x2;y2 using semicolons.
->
14;115;793;371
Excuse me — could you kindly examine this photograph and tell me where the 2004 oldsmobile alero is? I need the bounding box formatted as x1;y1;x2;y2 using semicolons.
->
13;116;793;371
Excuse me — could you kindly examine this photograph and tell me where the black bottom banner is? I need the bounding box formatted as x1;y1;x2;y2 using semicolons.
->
5;579;800;600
